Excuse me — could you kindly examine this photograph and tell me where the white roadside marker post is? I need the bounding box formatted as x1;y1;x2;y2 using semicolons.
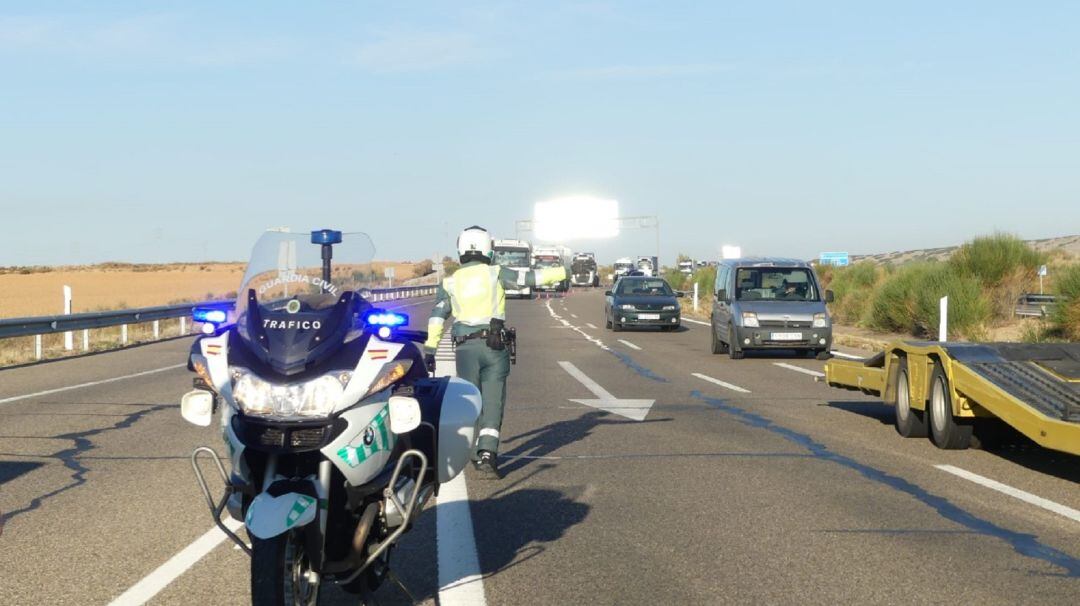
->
939;296;948;342
35;334;42;360
180;316;187;335
693;282;699;311
83;329;89;351
63;285;73;351
153;320;160;340
122;324;128;345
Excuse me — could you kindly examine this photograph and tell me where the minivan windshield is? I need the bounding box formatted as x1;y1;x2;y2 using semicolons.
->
617;278;673;296
735;267;818;301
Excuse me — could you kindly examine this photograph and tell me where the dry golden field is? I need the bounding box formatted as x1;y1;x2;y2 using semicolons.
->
0;261;427;320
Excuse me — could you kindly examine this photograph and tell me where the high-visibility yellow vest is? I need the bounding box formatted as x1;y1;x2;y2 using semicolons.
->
444;263;505;326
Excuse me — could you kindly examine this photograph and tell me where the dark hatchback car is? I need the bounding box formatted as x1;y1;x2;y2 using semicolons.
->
604;276;683;331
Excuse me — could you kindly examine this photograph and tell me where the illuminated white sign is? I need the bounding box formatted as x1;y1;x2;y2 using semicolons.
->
721;245;742;259
534;196;619;241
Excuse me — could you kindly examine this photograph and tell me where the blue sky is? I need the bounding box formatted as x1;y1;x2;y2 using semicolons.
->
1;1;1078;266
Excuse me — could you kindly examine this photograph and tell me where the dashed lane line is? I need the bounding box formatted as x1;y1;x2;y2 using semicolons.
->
692;373;751;394
682;318;710;326
617;339;642;351
935;465;1080;524
586;323;599;330
829;350;863;360
0;364;187;406
773;362;825;378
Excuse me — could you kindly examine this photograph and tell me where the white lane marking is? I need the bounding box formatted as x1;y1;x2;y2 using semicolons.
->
692;372;751;394
388;297;436;310
437;472;488;605
586;323;598;330
935;465;1080;524
773;362;825;378
829;350;863;360
432;331;487;604
558;361;654;421
682;318;710;326
546;301;613;353
570;313;578;318
108;518;244;606
0;364;186;406
617;339;642;351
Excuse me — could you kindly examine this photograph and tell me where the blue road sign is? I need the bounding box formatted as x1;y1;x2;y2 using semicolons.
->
819;252;850;267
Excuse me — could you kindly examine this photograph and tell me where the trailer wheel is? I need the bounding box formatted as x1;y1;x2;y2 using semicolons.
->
893;358;927;438
928;362;972;449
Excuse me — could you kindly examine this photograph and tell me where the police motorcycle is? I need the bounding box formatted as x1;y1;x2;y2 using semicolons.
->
181;229;481;605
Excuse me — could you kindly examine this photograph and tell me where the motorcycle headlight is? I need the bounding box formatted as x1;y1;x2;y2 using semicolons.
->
361;360;414;401
619;304;636;310
813;313;828;328
742;312;759;328
231;368;351;419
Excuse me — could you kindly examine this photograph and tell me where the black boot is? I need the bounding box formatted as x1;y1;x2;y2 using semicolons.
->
473;450;501;479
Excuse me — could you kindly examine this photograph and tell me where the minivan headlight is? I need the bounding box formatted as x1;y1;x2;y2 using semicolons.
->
231;368;351;419
813;313;828;328
742;312;759;328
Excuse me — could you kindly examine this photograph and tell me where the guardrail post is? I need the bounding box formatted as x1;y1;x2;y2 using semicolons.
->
121;324;128;345
35;334;42;360
63;285;74;351
939;296;948;342
153;320;160;339
82;329;89;351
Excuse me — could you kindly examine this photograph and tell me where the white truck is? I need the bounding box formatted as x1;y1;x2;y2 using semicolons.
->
493;239;534;298
570;252;600;287
614;257;635;278
636;256;658;277
678;260;696;275
533;245;572;293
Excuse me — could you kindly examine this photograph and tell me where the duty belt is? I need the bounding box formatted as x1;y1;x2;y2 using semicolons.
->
452;331;489;346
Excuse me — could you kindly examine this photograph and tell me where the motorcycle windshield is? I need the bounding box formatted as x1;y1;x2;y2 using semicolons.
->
235;231;377;376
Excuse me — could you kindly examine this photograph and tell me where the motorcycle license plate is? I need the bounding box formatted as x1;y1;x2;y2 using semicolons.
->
771;332;802;341
638;314;661;320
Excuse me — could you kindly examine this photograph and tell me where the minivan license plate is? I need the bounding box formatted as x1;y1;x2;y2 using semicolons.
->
771;332;802;341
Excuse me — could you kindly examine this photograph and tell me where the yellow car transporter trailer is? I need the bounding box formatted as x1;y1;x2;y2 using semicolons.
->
824;342;1080;455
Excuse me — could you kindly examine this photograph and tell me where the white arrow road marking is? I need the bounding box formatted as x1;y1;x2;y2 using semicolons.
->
558;361;655;421
773;362;825;378
617;339;642;351
935;465;1080;524
692;373;751;394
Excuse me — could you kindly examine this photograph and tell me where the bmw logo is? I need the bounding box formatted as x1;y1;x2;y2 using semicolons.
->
363;427;375;446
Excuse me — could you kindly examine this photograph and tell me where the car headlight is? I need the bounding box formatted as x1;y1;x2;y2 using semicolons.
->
231;368;351;419
742;312;759;328
619;304;636;310
813;313;828;328
662;305;678;311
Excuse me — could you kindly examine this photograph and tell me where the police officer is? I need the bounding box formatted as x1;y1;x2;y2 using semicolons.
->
425;226;567;478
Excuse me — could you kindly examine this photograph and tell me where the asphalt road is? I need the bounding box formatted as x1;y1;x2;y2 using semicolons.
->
1;290;1078;605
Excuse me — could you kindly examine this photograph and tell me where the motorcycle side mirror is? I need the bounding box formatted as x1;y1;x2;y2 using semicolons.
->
358;288;373;300
388;396;422;434
181;390;214;427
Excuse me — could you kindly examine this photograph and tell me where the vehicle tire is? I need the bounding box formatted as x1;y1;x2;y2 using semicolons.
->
815;350;832;361
711;323;728;354
893;358;928;438
728;325;744;360
605;315;612;329
251;531;320;606
613;322;623;332
928;362;972;449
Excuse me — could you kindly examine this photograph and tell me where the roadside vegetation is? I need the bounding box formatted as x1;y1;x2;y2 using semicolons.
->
817;233;1080;341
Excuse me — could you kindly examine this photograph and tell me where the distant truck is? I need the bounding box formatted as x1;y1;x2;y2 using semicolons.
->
570;253;600;287
678;260;696;275
493;239;533;298
533;245;571;293
636;256;659;277
613;257;635;279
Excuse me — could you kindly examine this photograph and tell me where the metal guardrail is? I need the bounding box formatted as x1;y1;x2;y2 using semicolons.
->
1015;293;1057;318
0;285;438;356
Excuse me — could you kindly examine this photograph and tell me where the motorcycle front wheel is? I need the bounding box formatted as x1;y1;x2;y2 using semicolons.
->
251;531;320;606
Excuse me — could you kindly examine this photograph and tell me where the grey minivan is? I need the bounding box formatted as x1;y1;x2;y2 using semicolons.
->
710;258;833;359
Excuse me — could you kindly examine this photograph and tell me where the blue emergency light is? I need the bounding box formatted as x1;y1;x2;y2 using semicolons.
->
365;311;408;327
193;308;228;324
311;229;343;245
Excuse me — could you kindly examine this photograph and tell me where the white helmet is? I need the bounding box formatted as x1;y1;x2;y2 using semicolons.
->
457;225;493;261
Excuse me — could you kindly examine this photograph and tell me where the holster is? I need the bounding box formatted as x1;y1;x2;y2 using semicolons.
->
486;319;507;350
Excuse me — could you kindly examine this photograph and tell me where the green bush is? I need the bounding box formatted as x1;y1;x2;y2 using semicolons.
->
1051;264;1080;340
867;262;989;339
949;232;1044;286
823;262;881;324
